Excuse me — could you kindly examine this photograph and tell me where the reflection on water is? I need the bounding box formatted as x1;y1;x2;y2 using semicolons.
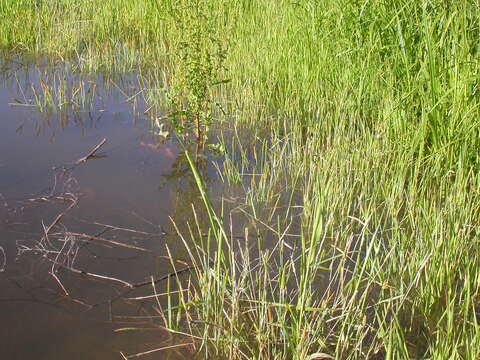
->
0;58;218;359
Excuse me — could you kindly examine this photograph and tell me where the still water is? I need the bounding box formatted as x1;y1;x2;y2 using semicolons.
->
0;59;219;359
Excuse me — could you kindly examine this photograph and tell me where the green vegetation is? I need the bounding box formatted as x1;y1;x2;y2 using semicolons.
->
162;0;229;141
1;0;480;358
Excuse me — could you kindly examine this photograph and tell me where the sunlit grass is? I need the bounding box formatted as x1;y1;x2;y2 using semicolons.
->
1;0;479;358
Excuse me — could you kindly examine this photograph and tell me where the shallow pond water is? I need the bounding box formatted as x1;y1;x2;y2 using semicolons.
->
0;59;220;359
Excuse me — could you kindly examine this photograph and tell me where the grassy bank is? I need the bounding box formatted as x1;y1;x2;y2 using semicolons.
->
1;0;480;358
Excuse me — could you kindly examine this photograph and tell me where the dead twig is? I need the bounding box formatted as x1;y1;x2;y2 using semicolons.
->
75;138;107;164
49;235;74;296
62;232;153;253
54;261;134;288
39;201;77;246
90;264;198;309
50;271;69;296
131;265;196;288
126;289;187;301
56;260;194;291
92;221;164;236
59;295;93;310
123;343;193;359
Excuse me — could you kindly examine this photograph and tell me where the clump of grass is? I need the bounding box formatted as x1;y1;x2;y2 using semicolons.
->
165;128;480;359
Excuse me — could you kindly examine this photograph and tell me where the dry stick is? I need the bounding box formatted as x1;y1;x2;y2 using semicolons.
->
55;261;134;288
103;320;157;327
40;201;77;245
63;232;153;253
75;138;107;164
91;221;160;236
57;294;93;310
125;343;193;359
89;264;198;310
50;271;69;296
50;237;71;296
126;289;187;301
131;265;196;288
50;260;195;294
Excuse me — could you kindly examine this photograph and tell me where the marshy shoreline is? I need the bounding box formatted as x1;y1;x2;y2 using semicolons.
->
1;0;480;359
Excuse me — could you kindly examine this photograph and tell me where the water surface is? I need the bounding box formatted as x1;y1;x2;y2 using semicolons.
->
0;59;217;359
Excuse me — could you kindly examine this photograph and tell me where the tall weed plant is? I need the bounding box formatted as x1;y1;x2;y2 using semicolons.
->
162;0;229;142
1;0;480;358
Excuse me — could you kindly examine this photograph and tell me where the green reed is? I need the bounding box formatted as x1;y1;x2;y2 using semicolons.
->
1;0;479;358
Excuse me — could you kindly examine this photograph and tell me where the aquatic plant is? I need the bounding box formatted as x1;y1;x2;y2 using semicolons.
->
161;0;229;142
1;0;480;358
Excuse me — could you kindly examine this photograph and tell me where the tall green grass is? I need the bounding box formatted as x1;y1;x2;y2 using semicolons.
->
1;0;480;358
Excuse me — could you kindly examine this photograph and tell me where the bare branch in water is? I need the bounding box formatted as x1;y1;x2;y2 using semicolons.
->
50;259;134;288
39;200;77;246
92;221;164;236
61;232;152;253
131;265;196;289
123;343;194;359
50;270;69;296
75;137;107;164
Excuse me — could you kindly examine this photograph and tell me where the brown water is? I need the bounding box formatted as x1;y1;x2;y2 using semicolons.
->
0;59;220;359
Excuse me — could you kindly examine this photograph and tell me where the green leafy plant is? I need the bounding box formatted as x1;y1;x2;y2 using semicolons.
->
164;0;229;143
